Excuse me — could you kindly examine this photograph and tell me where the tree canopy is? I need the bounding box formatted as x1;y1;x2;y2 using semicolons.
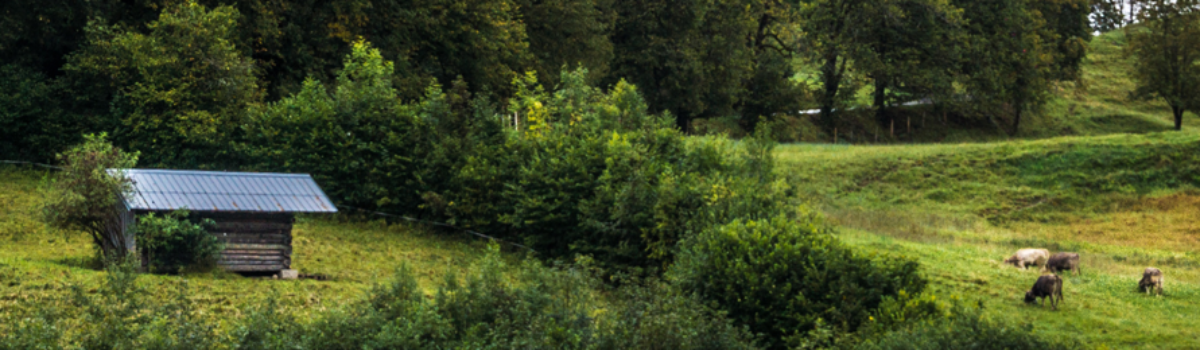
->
65;2;259;168
0;0;1115;164
1126;0;1200;130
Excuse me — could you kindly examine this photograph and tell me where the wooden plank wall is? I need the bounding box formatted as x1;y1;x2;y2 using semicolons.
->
196;213;294;272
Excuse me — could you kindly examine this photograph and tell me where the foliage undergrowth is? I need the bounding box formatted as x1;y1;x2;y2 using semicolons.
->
248;41;791;276
136;211;224;274
1;240;761;349
853;302;1078;350
671;215;926;349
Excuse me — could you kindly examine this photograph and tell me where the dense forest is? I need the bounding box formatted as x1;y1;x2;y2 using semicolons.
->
1;0;1103;166
3;0;1200;348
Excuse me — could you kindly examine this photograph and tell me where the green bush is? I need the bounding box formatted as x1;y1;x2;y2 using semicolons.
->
62;260;224;350
135;211;223;274
232;296;302;350
0;311;63;350
447;69;789;274
598;278;760;350
669;214;925;349
42;133;139;260
296;244;759;349
70;259;150;350
249;48;788;275
854;303;1076;350
1;244;759;349
137;281;223;350
246;40;502;220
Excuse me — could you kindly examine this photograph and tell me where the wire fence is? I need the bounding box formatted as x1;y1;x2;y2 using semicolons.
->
335;204;533;252
0;160;62;170
2;158;532;251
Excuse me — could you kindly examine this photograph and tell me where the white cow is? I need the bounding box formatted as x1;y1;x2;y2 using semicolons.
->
1004;248;1050;270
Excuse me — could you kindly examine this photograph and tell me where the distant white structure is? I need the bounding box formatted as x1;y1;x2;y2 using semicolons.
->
795;98;935;116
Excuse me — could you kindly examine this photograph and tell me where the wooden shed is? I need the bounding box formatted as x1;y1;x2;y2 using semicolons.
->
115;169;337;273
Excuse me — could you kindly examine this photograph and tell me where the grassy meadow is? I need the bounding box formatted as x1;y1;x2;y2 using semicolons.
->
777;131;1200;349
0;167;491;332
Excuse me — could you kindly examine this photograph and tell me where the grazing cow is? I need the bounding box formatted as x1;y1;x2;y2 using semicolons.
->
1139;267;1164;296
1024;274;1064;310
1004;248;1051;270
1047;252;1081;276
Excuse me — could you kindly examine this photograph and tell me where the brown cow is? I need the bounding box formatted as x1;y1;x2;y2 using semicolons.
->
1024;274;1064;310
1139;267;1164;296
1047;252;1081;277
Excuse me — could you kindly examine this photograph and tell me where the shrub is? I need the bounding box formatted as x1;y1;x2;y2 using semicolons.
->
251;50;788;275
245;40;501;220
42;133;139;260
0;311;63;350
247;43;789;275
669;214;926;349
854;303;1076;350
597;278;760;350
71;258;150;350
448;69;789;274
296;244;759;349
137;280;223;350
135;210;223;274
232;296;301;350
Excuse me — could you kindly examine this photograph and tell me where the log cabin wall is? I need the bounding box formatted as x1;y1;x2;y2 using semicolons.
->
190;212;294;272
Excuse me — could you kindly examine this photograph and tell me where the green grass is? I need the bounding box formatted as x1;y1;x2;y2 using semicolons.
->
843;228;1200;349
778;131;1200;349
0;166;491;325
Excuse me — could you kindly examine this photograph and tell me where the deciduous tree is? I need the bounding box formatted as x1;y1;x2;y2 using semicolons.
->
852;0;964;132
66;1;260;168
608;0;756;131
1033;0;1092;82
954;0;1056;135
517;0;615;86
1093;0;1128;32
43;134;139;261
1126;0;1200;131
801;0;872;132
739;0;808;133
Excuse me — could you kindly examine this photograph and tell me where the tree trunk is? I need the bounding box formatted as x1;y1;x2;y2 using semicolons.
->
1012;108;1022;136
819;53;842;132
1172;106;1184;131
675;114;691;134
874;78;890;131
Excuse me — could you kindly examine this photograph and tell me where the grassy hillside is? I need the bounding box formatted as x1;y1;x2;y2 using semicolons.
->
0;166;489;325
778;132;1200;349
6;105;1200;348
1043;29;1181;135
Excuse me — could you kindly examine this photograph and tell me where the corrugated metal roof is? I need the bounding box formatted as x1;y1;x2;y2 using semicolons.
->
112;169;338;213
